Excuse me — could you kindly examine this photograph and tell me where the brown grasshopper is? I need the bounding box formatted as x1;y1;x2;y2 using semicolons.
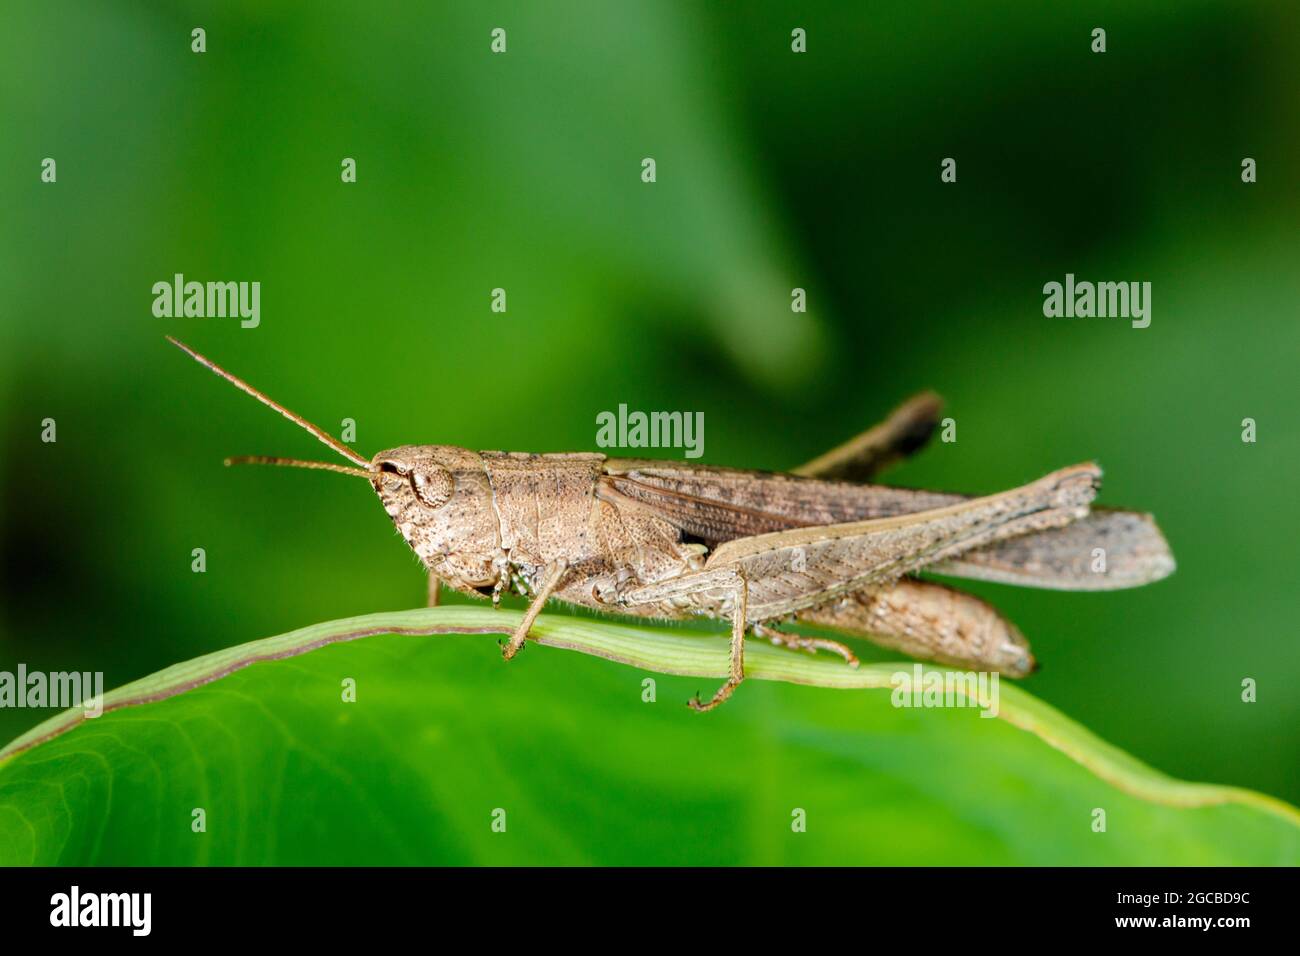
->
169;338;1175;711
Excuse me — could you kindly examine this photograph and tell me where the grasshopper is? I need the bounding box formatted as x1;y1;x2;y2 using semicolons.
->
169;338;1174;711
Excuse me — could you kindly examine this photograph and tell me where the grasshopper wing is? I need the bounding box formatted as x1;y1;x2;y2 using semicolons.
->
791;398;1174;590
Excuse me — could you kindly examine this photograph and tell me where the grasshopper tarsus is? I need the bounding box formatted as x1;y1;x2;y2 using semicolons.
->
688;679;742;713
757;625;861;667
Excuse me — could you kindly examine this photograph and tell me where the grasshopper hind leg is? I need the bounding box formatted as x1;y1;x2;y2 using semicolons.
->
796;578;1036;677
794;391;943;481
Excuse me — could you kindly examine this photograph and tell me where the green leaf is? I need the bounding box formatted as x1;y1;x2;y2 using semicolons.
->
1;607;1296;865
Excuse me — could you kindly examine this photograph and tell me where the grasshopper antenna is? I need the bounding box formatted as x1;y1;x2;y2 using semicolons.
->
167;336;372;470
224;455;375;479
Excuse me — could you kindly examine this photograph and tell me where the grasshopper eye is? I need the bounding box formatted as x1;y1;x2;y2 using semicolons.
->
411;467;454;509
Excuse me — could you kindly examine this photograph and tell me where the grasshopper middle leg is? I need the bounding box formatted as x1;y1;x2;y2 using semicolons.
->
688;573;750;713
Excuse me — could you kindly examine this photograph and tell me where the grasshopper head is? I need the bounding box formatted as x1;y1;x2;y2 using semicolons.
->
370;445;503;594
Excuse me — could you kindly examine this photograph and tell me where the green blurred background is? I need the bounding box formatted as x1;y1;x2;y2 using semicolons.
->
2;0;1297;837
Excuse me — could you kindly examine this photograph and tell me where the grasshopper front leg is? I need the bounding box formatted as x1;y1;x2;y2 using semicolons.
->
503;560;568;660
